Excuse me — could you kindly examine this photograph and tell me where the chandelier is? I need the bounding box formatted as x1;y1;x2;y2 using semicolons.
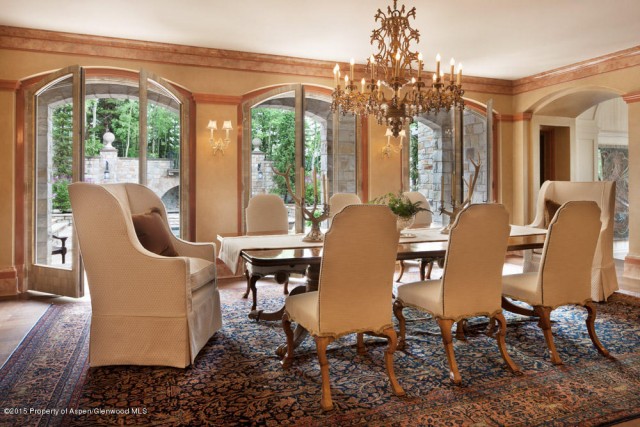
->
331;1;465;137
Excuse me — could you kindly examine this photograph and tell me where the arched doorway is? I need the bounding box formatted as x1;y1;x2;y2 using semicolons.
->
529;88;628;258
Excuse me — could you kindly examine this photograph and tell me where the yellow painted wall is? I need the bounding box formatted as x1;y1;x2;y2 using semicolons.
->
1;44;639;288
0;90;15;267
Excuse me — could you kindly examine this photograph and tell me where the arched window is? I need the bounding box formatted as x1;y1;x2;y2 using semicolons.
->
242;85;361;232
403;105;492;225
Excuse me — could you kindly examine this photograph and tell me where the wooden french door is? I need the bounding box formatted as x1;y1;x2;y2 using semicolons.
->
25;66;85;297
23;67;189;297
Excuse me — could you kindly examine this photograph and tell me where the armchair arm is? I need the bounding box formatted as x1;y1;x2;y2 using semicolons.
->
171;237;216;262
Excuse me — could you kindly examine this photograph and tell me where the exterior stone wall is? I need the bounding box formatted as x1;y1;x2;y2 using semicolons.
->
410;110;488;224
84;148;179;209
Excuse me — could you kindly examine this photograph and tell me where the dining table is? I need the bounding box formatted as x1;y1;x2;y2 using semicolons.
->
219;225;547;357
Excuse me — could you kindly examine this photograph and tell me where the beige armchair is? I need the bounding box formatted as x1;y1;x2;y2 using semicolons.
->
503;201;612;365
282;205;405;410
69;182;222;368
396;191;436;282
244;194;303;302
523;180;617;301
394;204;520;384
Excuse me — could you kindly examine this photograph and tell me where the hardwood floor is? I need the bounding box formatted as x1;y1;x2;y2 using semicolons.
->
0;291;89;367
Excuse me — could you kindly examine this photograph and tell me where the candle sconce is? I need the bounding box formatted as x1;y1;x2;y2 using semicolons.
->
440;155;481;234
272;165;330;242
382;128;406;158
208;120;233;156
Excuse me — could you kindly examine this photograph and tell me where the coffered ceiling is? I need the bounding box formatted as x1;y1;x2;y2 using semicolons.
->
0;0;638;80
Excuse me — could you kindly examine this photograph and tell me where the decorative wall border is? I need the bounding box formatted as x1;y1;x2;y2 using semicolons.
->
0;26;511;95
622;90;640;104
0;79;18;91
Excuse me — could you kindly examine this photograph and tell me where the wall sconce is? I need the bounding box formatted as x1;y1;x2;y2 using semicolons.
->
208;120;233;156
103;160;110;180
381;128;406;158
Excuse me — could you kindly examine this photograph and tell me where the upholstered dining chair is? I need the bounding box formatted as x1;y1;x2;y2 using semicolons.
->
523;180;617;301
395;191;435;282
394;203;520;384
328;192;361;220
245;194;301;297
69;182;222;368
502;200;612;365
282;205;405;411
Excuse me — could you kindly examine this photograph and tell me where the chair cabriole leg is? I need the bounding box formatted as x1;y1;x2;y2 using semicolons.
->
437;318;461;384
396;261;406;282
381;327;406;396
585;302;612;358
393;300;407;350
493;313;521;374
315;336;334;411
534;306;563;365
281;312;294;368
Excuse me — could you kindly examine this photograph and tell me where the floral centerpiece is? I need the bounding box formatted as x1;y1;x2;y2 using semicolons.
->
371;192;430;232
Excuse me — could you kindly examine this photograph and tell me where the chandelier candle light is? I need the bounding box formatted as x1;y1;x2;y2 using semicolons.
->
331;1;465;137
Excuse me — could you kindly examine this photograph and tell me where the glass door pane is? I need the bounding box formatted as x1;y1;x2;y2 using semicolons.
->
83;78;140;185
409;110;454;225
146;79;182;236
462;109;489;203
250;91;297;232
34;74;74;270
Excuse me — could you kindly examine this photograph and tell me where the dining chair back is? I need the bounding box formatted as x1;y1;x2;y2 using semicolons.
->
441;203;510;318
538;200;601;308
318;204;399;334
329;192;361;218
246;194;289;235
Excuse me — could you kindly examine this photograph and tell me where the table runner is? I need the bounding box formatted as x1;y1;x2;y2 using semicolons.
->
219;225;546;274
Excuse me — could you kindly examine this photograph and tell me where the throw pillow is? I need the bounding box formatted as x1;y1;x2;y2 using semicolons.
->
543;199;562;228
131;207;179;257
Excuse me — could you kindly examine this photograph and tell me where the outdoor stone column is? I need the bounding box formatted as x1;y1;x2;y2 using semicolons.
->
623;91;640;281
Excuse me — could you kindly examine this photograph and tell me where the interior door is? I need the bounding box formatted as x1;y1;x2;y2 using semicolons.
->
25;66;84;297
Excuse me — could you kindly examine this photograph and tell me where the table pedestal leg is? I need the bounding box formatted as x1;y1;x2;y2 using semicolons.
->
275;264;320;358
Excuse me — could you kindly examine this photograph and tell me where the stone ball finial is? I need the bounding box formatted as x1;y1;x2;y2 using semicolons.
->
252;137;262;153
103;131;116;149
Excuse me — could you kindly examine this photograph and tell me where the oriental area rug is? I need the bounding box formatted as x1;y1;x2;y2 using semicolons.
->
1;277;639;426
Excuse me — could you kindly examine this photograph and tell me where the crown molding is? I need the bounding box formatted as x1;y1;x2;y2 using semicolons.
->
1;26;637;98
0;79;19;91
193;93;242;105
622;90;640;104
498;112;533;122
0;26;511;95
512;45;640;94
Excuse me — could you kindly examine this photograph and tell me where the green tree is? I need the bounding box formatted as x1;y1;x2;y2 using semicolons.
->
410;125;419;190
251;108;327;205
